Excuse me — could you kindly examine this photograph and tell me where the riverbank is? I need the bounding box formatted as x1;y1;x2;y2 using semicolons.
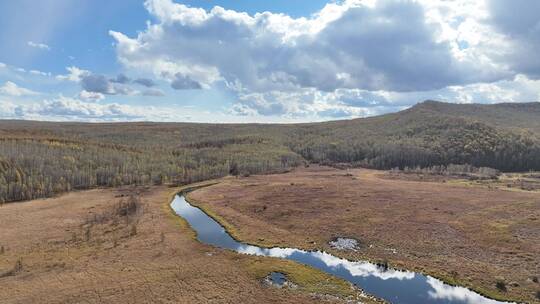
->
0;184;378;303
176;193;510;303
187;166;540;303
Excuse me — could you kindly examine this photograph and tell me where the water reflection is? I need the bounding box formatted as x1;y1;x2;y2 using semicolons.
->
426;277;504;304
171;194;513;304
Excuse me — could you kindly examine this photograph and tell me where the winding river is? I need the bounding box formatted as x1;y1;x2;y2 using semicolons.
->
171;193;513;304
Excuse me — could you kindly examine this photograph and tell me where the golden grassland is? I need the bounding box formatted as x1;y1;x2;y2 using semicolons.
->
0;183;380;304
188;166;540;303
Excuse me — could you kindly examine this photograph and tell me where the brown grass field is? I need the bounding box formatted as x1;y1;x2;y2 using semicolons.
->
0;183;380;304
188;166;540;303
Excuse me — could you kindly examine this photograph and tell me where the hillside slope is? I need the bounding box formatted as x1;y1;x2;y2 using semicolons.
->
287;101;540;170
1;101;540;203
411;100;540;134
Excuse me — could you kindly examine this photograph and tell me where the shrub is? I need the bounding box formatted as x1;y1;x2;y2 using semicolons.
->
13;258;22;273
376;260;389;271
229;162;239;176
495;280;507;292
84;226;91;242
116;195;140;218
130;224;137;236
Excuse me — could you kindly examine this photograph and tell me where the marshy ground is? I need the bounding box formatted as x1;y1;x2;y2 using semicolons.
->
2;165;539;303
0;183;379;304
188;166;540;303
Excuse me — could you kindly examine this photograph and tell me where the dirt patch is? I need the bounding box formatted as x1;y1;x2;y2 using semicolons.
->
0;184;378;304
189;165;540;303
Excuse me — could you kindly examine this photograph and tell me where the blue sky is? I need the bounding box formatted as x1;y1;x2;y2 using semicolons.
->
0;1;330;74
0;0;539;122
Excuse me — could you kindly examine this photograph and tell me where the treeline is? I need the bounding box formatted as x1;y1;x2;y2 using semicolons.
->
286;113;540;172
390;164;500;179
0;137;303;204
2;101;540;204
288;134;540;172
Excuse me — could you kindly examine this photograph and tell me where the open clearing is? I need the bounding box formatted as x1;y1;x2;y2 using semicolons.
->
188;166;540;303
0;185;379;304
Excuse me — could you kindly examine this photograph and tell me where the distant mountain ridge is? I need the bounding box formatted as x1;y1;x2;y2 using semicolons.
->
286;100;540;170
407;100;540;134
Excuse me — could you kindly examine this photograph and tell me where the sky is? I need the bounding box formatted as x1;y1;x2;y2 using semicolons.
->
0;0;539;123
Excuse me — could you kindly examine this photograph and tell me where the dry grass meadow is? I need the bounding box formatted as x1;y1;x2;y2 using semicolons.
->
0;183;379;304
188;166;540;303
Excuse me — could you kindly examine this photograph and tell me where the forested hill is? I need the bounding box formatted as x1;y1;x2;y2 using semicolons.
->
1;100;540;203
408;100;540;134
287;100;540;170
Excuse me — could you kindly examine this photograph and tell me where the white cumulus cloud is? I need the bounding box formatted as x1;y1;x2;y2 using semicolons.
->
79;90;105;101
106;0;540;118
2;95;175;122
113;0;501;94
0;81;38;97
56;66;91;82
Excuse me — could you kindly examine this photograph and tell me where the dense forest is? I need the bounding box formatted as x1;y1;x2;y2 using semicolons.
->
288;101;540;171
1;100;540;203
